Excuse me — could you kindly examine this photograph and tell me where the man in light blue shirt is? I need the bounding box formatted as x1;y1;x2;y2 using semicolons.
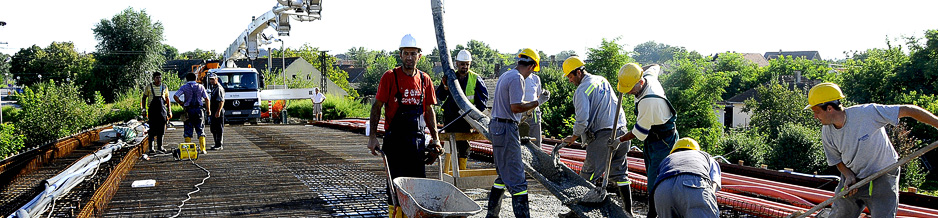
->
174;73;210;153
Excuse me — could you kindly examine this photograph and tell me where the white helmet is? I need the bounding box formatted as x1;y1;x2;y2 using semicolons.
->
399;34;420;52
455;50;472;62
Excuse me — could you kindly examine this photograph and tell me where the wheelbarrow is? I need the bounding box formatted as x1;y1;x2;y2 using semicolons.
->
392;177;482;218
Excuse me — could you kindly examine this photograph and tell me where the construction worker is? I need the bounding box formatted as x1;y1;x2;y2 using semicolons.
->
310;87;326;121
617;63;678;218
141;72;172;153
805;82;938;218
207;73;225;150
519;59;543;147
436;49;488;171
653;137;721;218
367;34;443;218
174;73;210;154
484;48;549;218
560;56;633;215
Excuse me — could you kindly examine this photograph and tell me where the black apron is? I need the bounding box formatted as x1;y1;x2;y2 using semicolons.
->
147;85;168;136
383;69;429;204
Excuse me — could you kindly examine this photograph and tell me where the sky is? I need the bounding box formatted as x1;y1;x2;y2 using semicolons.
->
1;0;936;61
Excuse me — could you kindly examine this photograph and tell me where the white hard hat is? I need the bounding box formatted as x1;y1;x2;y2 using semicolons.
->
456;50;472;62
399;34;420;51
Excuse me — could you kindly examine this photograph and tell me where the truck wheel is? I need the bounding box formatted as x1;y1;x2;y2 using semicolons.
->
250;118;258;125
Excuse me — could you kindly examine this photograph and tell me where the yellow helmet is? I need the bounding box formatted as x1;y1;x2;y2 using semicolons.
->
617;63;643;93
804;82;846;110
516;48;540;72
562;56;586;77
670;137;701;154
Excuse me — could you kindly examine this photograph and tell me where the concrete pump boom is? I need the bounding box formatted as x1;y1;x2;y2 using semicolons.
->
222;0;323;67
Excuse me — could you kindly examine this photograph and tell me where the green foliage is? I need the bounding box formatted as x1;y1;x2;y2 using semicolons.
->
632;41;696;65
285;95;368;120
160;71;183;90
661;54;728;149
717;130;766;166
745;80;816;140
887;122;928;189
358;51;397;97
161;44;178;61
585;37;634;83
838;47;909;103
88;7;165;101
893;29;938;96
449;40;515;77
101;90;143;124
894;92;938;146
10;42;95;86
3;106;21;125
0;52;10;84
536;64;576;138
16;81;101;147
0;123;25;159
179;49;220;60
767;123;826;174
713;52;763;100
762;55;833;82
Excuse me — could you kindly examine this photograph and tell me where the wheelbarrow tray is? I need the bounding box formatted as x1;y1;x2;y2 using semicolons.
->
393;177;482;218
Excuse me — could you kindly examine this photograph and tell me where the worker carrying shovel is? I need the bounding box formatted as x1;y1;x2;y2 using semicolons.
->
367;34;443;218
805;82;938;218
618;63;678;218
559;56;634;215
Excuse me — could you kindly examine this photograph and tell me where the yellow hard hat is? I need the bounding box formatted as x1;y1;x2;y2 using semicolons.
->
617;63;643;93
516;48;540;72
562;56;586;77
804;82;845;110
670;137;701;154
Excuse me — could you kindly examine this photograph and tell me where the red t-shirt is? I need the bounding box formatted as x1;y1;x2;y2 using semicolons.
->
376;67;437;129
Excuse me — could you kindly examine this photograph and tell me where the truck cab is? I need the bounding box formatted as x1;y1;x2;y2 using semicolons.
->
209;68;263;124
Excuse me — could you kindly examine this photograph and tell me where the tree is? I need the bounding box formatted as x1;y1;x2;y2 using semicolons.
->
88;7;165;101
0;52;11;84
277;44;359;98
10;42;94;86
161;44;178;61
358;51;396;97
744;80;816;140
712;52;763;100
766;123;826;174
451;40;514;77
762;55;832;83
837;47;908;104
180;49;221;60
632;41;692;65
893;29;938;96
661;54;728;152
586;37;633;83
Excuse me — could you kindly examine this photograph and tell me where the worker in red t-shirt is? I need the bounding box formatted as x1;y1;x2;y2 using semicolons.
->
367;34;442;218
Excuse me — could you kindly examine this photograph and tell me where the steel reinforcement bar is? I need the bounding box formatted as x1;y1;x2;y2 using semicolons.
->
0;125;109;191
75;134;149;217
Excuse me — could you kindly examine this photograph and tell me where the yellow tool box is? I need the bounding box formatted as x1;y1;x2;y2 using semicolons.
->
174;143;199;160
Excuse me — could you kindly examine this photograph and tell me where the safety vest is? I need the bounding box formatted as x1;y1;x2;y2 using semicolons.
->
465;70;478;103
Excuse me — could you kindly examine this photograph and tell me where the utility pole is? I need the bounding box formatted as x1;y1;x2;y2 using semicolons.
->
319;51;328;94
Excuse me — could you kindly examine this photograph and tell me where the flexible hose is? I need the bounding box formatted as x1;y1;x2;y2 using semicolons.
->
168;158;211;218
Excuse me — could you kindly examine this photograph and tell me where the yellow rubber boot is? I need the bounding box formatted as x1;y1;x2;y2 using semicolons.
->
388;205;395;218
443;153;452;173
198;136;207;153
396;207;407;218
184;137;192;143
458;158;468;170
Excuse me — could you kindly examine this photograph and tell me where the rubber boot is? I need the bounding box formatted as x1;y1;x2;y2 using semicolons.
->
388;205;395;218
458;158;468;170
198;136;207;154
485;188;505;218
443;153;452;173
618;185;634;217
511;194;530;218
185;137;192;143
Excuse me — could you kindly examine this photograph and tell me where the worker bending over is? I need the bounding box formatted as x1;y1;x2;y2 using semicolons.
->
560;56;633;215
805;83;938;217
653;137;721;218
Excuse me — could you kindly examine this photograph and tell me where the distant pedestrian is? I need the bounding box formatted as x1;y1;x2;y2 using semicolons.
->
142;72;172;153
805;82;938;218
174;73;210;154
653;137;721;218
207;73;225;150
483;48;549;218
311;87;326;121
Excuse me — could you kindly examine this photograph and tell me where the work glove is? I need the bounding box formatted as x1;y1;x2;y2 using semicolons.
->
537;89;550;105
424;139;443;165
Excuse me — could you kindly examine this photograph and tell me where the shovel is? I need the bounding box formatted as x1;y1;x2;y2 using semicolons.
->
580;92;626;204
377;148;402;217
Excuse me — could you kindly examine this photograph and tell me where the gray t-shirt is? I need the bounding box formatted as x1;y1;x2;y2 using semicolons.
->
491;69;526;122
821;104;900;179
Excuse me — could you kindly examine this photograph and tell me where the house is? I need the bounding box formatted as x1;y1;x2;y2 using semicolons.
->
161;57;348;97
712;52;770;67
764;50;822;60
715;73;820;128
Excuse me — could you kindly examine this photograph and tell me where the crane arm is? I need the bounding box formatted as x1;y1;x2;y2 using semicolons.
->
223;1;323;67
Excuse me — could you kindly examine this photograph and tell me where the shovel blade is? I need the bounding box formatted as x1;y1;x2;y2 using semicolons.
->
580;187;607;204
